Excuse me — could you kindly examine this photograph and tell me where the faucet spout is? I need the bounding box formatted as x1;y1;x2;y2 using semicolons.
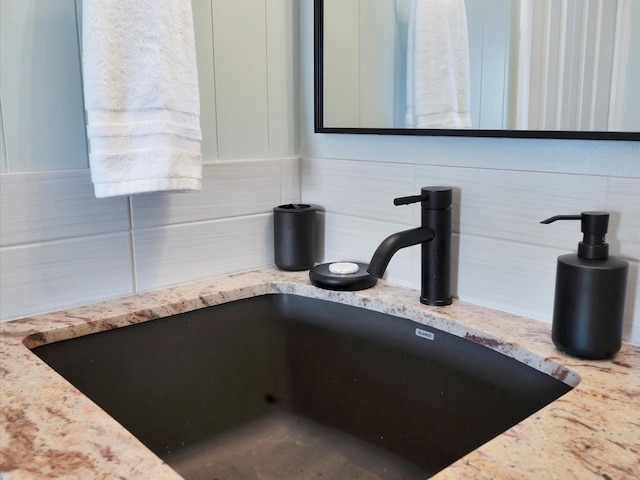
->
367;227;435;278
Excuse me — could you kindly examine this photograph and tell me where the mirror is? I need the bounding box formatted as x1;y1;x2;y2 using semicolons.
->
315;0;640;140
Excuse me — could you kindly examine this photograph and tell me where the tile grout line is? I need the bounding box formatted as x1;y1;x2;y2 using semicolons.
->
127;196;138;294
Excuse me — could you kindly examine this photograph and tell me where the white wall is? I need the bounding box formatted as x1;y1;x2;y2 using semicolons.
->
300;1;640;345
0;0;88;171
0;0;298;171
0;0;300;320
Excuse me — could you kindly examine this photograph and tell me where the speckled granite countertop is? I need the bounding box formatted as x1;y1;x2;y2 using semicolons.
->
1;267;639;479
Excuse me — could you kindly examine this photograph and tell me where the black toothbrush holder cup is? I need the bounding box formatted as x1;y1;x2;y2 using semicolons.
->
273;204;317;271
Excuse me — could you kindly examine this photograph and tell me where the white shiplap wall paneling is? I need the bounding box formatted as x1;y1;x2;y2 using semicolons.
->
266;0;299;157
393;0;412;128
478;0;513;129
608;0;637;132
521;0;623;130
211;0;269;159
192;0;219;161
0;0;88;172
587;3;617;131
465;0;484;129
359;0;396;128
322;0;360;127
322;0;518;129
463;0;515;129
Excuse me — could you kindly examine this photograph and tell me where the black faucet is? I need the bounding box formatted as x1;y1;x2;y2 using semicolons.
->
367;187;453;306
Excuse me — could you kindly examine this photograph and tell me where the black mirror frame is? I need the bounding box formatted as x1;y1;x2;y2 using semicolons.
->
313;0;639;141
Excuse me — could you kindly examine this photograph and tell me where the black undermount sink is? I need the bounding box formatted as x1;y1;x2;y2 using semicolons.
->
33;294;573;479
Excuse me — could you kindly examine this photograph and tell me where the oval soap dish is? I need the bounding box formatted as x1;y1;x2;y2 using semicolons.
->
309;262;378;291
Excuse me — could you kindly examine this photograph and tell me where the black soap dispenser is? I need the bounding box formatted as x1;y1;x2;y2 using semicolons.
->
541;212;628;359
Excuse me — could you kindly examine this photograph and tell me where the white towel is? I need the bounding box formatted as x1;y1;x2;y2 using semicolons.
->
82;0;202;198
406;0;471;128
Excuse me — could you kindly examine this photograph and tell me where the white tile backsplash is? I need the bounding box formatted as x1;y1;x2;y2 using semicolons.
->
605;176;640;259
0;154;637;345
0;158;300;321
0;170;129;247
319;212;418;288
455;234;560;322
414;165;607;249
301;157;414;222
281;157;302;204
0;232;133;320
130;160;283;229
133;214;273;292
302;157;640;344
624;262;640;341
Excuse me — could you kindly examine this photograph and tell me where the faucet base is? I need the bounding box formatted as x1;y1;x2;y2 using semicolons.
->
420;296;453;307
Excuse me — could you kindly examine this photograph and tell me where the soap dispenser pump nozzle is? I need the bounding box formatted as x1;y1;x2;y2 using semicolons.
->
540;211;609;260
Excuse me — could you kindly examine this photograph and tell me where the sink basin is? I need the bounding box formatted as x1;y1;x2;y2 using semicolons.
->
33;294;573;479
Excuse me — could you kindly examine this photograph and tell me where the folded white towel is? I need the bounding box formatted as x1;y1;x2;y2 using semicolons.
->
82;0;202;198
406;0;471;128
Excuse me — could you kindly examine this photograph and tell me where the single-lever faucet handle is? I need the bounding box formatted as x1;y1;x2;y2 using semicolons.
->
393;193;429;206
